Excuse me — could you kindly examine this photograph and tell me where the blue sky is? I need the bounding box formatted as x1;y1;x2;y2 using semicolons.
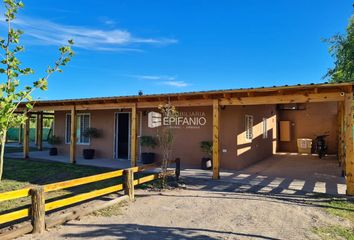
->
1;0;353;100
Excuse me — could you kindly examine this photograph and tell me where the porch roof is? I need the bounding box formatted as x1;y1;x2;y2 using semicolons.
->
24;82;354;111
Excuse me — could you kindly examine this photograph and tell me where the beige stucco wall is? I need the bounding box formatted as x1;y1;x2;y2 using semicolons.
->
278;102;338;154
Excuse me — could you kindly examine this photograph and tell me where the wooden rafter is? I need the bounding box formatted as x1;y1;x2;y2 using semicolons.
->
14;83;353;112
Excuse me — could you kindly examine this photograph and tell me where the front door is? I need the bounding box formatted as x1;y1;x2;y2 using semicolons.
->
114;112;130;159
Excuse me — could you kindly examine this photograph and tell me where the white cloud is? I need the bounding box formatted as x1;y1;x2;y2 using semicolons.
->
161;81;188;87
3;16;177;52
128;74;188;87
132;75;176;81
103;19;116;26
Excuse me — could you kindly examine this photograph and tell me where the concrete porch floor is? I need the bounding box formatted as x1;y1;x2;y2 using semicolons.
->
6;147;346;196
182;153;346;196
5;150;136;169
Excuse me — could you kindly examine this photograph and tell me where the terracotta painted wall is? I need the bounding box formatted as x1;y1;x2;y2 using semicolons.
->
54;105;277;170
140;105;277;170
54;109;117;158
140;106;213;169
278;102;338;154
220;105;277;169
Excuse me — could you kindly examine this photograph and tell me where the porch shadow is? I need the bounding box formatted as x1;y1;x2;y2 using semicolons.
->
181;153;346;196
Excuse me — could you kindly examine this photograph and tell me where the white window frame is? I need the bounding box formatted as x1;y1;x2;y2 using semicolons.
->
65;113;91;145
262;117;268;139
245;115;253;141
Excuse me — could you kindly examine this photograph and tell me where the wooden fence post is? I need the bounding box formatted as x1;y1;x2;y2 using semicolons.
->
175;158;180;181
124;169;134;201
31;187;45;234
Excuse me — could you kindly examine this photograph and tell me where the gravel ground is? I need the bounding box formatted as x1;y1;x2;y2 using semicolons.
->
18;177;350;240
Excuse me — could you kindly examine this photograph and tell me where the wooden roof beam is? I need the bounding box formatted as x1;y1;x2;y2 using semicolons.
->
219;92;344;105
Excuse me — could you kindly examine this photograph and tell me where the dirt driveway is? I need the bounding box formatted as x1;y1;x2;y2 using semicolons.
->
19;176;350;240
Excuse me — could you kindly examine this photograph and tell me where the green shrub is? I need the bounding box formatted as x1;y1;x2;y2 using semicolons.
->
140;136;158;149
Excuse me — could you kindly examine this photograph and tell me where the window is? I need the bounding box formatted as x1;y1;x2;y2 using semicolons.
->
262;118;268;139
245;115;253;141
65;113;90;144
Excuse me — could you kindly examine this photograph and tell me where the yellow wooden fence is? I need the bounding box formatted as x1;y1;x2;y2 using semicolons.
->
0;159;180;230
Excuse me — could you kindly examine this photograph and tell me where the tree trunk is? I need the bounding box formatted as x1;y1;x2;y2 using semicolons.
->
0;130;7;181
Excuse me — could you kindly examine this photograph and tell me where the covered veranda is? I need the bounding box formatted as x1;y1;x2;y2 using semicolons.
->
17;82;354;195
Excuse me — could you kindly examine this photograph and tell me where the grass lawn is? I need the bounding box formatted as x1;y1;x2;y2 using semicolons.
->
314;199;354;240
0;145;166;221
0;158;121;215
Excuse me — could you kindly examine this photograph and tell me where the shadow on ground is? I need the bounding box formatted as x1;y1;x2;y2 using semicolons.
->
177;176;354;212
62;223;281;240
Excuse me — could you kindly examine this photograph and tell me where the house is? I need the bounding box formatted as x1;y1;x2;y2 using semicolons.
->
19;82;354;194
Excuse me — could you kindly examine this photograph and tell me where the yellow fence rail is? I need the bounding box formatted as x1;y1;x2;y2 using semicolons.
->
0;158;180;231
43;169;124;193
0;188;31;202
0;208;30;225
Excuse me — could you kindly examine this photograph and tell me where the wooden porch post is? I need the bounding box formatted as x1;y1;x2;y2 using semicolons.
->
37;112;43;151
23;114;30;159
212;99;220;179
337;102;343;166
18;124;23;144
345;92;354;195
70;106;77;164
130;104;137;167
35;115;39;146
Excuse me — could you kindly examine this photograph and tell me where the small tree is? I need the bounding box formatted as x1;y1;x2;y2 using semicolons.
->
0;0;74;180
325;15;354;83
157;103;178;188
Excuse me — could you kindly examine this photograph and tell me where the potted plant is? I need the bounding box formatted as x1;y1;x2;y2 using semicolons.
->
82;128;101;159
200;141;213;170
140;135;158;164
48;135;61;156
